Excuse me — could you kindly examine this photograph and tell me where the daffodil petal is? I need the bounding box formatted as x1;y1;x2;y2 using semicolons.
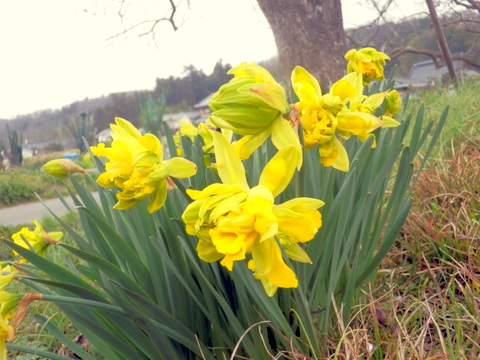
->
197;239;223;263
279;197;325;211
212;131;249;190
139;134;163;158
330;78;357;101
259;145;297;197
291;66;322;101
147;180;167;213
282;242;312;263
252;239;298;290
331;136;349;172
164;157;197;178
380;116;401;128
336;112;382;135
271;117;302;169
112;117;142;139
364;92;388;108
234;129;270;160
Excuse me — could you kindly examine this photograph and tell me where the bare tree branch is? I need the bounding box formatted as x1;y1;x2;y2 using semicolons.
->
107;0;181;41
390;46;480;67
451;0;480;12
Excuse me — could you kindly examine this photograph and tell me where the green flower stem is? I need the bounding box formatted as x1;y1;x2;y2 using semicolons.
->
170;177;192;203
40;295;127;315
295;126;306;198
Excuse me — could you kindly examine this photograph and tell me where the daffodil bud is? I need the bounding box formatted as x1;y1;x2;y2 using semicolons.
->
345;47;390;85
385;90;402;116
209;63;290;135
42;159;87;178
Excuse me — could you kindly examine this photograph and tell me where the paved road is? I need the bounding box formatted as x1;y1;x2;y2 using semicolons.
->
0;193;100;226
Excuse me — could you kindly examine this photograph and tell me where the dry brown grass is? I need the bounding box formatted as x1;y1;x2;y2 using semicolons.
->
314;129;480;360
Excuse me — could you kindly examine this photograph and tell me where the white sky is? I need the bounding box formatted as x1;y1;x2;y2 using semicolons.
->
0;0;428;119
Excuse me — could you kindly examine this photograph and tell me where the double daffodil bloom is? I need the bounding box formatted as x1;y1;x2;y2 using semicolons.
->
292;67;400;171
345;47;391;85
11;220;62;261
182;131;323;296
91;118;197;213
209;63;302;167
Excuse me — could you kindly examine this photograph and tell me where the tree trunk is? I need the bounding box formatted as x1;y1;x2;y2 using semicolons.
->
257;0;347;90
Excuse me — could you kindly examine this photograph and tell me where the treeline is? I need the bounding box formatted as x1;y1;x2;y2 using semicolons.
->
0;60;233;147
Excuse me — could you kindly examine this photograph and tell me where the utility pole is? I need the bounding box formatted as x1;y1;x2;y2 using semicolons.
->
425;0;458;85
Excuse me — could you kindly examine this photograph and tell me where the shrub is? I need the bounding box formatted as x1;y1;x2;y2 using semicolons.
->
43;142;65;153
0;179;36;205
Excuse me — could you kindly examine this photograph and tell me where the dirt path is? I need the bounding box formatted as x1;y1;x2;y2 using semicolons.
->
0;193;100;226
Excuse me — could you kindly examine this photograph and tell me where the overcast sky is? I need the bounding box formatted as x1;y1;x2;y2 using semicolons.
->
0;0;428;119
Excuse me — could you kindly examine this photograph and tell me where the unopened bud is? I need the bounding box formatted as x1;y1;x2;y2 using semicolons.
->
42;159;87;178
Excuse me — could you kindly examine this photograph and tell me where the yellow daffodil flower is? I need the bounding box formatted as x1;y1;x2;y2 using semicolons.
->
0;315;13;360
91;118;197;213
182;132;323;296
209;63;302;167
173;118;199;156
292;67;400;172
345;47;391;85
11;220;62;261
173;119;216;156
0;265;20;360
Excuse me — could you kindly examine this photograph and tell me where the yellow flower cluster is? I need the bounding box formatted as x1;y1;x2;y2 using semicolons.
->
209;63;302;168
91;118;198;213
291;67;400;171
182;132;323;296
81;47;401;296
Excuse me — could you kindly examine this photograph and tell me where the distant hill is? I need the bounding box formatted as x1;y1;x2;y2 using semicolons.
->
0;60;233;150
0;91;145;147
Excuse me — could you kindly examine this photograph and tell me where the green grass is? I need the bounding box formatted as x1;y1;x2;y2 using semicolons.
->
0;168;97;207
407;79;480;159
0;169;65;206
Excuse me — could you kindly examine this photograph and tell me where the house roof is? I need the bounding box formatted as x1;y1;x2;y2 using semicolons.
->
393;77;428;89
194;92;215;109
163;111;200;122
394;58;480;89
408;59;480;82
97;128;113;137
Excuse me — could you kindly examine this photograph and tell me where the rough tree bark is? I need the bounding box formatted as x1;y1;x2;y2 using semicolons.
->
257;0;347;90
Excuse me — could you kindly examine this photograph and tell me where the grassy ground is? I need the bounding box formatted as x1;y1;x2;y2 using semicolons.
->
0;168;66;207
0;151;96;208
